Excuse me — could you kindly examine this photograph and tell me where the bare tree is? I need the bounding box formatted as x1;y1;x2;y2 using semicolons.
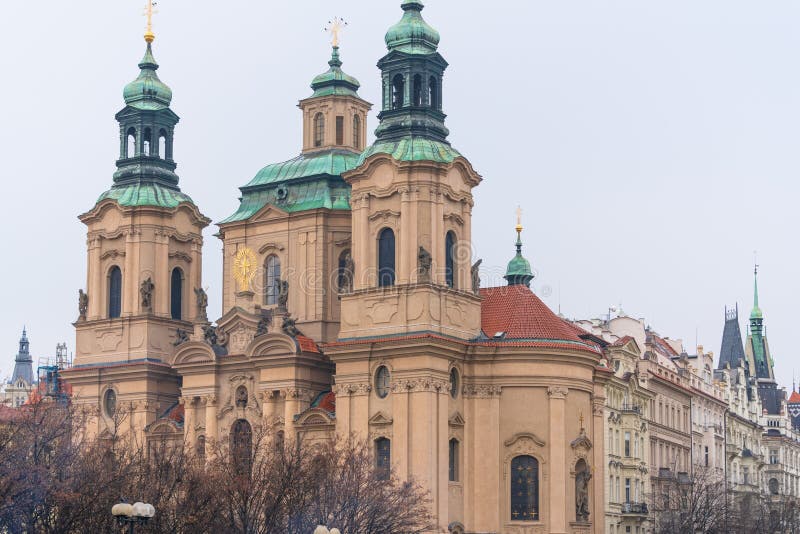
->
650;467;728;534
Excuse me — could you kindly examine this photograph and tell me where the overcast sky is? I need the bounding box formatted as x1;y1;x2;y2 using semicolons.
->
1;1;798;393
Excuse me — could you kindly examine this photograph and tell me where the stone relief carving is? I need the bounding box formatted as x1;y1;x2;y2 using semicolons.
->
462;384;502;398
281;316;301;337
547;386;569;399
169;251;193;263
255;309;272;337
391;378;450;394
173;328;189;347
277;280;289;311
140;277;154;313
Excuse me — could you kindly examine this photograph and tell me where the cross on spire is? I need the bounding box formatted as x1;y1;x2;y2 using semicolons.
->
325;17;347;48
144;0;158;43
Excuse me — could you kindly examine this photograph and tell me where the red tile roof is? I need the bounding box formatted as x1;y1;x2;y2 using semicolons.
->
296;335;321;354
611;336;635;347
789;391;800;404
480;285;589;344
316;391;336;413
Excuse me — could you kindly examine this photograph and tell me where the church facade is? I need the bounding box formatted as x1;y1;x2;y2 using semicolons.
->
63;2;611;533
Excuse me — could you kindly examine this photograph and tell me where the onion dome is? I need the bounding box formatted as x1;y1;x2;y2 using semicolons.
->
310;47;361;98
504;219;534;287
123;42;173;110
385;0;440;55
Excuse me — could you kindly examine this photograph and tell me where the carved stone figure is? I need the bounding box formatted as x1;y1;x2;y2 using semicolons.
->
194;287;208;321
256;309;272;337
78;289;89;321
418;246;432;281
277;280;289;310
575;466;592;522
140;277;154;313
173;328;189;346
339;252;355;294
281;316;301;337
471;259;482;294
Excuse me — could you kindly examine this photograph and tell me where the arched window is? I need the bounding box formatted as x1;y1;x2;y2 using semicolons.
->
377;228;396;287
170;268;183;320
375;437;391;480
449;438;459;481
158;129;167;158
445;231;456;288
392;74;405;109
108;266;122;319
449;367;459;399
235;385;248;408
429;76;439;110
510;455;539;521
265;255;281;305
195;435;206;461
353;115;362;149
126;128;136;158
230;419;253;475
335;115;344;145
375;365;391;398
143;128;152;156
413;74;423;106
314;113;325;147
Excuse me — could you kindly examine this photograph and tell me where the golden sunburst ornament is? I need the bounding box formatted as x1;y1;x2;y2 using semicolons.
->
233;247;257;292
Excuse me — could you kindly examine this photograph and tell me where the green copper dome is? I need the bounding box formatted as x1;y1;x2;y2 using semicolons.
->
385;0;440;55
310;47;361;98
123;43;173;110
504;230;534;287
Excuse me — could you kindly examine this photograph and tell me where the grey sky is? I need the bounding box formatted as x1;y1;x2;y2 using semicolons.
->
1;1;798;392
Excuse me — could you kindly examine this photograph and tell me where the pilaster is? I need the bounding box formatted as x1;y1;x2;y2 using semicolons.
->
548;386;569;534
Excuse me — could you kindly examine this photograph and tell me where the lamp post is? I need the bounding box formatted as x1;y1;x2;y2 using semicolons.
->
111;501;155;533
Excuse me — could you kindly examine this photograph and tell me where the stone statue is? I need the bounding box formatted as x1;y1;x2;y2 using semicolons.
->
78;289;89;321
575;467;592;522
339;252;355;294
256;309;272;337
140;277;154;313
202;324;217;345
173;328;189;347
281;316;301;337
194;287;208;321
418;246;432;281
471;259;482;294
277;280;289;310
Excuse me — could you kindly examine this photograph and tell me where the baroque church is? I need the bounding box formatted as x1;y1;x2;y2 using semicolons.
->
63;3;612;533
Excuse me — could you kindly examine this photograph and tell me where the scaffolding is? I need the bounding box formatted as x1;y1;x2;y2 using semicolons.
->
36;342;72;403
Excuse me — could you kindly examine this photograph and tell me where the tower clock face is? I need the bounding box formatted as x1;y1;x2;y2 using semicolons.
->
233;247;257;292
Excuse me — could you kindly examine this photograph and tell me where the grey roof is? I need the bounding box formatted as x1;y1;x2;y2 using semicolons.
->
718;305;747;372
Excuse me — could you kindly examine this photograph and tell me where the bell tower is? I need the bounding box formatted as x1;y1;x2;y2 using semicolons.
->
66;15;210;438
338;0;482;340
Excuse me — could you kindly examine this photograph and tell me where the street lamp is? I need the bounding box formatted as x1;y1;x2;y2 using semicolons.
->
111;501;155;533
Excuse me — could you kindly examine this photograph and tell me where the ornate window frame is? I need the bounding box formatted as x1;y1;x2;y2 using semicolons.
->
503;432;548;528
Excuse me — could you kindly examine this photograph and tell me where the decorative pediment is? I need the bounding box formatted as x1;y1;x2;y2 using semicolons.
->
443;213;465;226
246;332;300;358
171;341;216;366
168;251;192;263
368;411;393;426
570;429;593;452
449;412;466;427
249;204;290;223
368;209;401;222
100;249;126;261
216;307;261;354
504;432;546;448
295;408;335;426
258;242;285;255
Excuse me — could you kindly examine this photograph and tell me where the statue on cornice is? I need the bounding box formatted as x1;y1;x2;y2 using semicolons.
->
194;287;208;321
278;280;289;311
78;289;89;321
340;252;355;294
140;277;154;313
471;259;482;295
576;466;592;522
418;246;432;281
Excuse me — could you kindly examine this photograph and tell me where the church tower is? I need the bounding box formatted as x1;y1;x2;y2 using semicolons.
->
338;0;483;340
745;266;783;414
65;18;210;437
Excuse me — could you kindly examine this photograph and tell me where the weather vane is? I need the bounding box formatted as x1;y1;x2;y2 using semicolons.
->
144;0;158;43
325;17;348;48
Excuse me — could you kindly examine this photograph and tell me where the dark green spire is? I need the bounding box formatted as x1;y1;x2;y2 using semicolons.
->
360;0;456;164
504;218;534;287
98;39;194;209
310;46;362;98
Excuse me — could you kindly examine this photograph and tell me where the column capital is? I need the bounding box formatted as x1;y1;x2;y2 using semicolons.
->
547;386;569;400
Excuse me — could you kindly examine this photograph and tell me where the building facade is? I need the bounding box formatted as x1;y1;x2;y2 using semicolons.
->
63;3;612;533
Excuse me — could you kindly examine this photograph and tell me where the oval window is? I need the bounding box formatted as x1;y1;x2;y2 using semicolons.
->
104;389;117;417
449;368;459;399
375;366;391;398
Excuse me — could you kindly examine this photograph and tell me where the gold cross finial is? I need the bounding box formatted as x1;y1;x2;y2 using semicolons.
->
515;206;523;234
579;411;585;429
325;17;347;48
144;0;158;43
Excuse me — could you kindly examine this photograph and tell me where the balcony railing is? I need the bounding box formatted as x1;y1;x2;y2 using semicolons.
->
622;502;649;515
621;404;642;415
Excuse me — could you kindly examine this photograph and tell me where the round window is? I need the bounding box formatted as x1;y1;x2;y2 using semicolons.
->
375;366;391;398
104;389;117;417
449;368;459;399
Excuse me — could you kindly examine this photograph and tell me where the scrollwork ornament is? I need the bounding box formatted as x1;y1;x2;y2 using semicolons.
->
547;386;569;399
